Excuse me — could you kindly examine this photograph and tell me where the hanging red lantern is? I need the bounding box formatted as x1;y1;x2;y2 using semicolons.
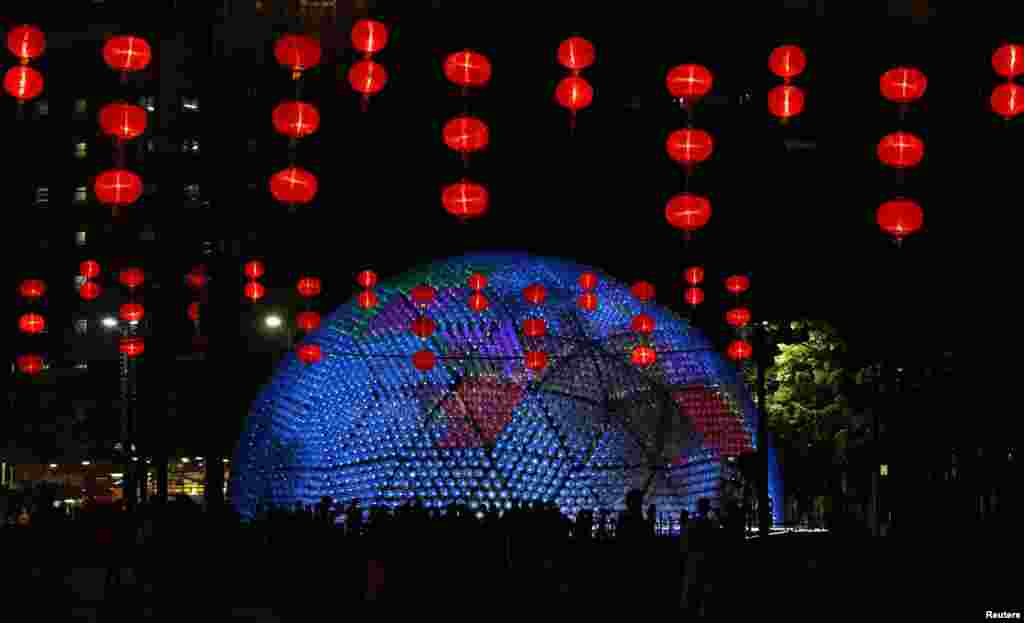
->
557;37;595;72
244;260;265;280
99;102;147;141
684;266;704;286
118;267;145;290
768;45;807;80
19;312;45;334
272;101;320;139
19;279;46;300
351;19;389;56
274;34;321;77
631;281;656;302
578;272;598;291
725;275;750;295
441;180;489;219
16;353;44;375
102;35;152;73
631;313;655;335
410;284;437;307
555;75;594;112
525;351;548;371
79;260;101;279
992;44;1024;79
296;343;322;364
187;302;200;322
443;116;490;153
411;316;437;339
186;270;207;290
297;277;322;298
468;292;489;312
119;303;145;323
991;82;1023;120
877;132;925;168
727;340;752;361
522;318;547;338
666;64;713;99
357;289;379;309
444;50;492;88
725;307;752;328
4;66;44;101
523;283;546;305
7;25;45;62
412;349;437;371
79;281;101;301
348;59;388;95
577;292;598;311
356;270;378;289
631;345;657;367
244;281;265;301
119;336;145;358
665;194;712;233
467;273;488;291
94;169;143;206
666;129;714;164
876;199;924;240
270;167;318;205
684;287;704;306
296;310;321;331
880;67;927;104
767;84;805;119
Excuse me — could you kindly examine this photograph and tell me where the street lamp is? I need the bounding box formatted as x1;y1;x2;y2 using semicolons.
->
264;314;283;329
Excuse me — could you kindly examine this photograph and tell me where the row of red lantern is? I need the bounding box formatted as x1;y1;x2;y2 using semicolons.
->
4;25;45;102
555;37;595;124
441;48;492;221
723;274;752;362
767;45;806;120
348;20;389;103
578;271;598;312
991;44;1023;119
665;62;715;241
877;66;926;243
16;247;47;372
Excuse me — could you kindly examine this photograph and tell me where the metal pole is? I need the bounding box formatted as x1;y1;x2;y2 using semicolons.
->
755;323;772;539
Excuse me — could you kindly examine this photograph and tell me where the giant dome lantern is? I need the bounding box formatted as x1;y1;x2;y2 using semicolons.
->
231;253;782;523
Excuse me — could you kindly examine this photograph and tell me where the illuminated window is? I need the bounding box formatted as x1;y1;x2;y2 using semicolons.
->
75;362;89;370
74;186;88;204
139;96;156;112
74;141;88;159
183;138;200;153
185;184;200;200
74;98;88;116
182;96;199;112
880;464;889;477
35;187;48;207
75;230;87;246
75;318;89;335
35;100;49;117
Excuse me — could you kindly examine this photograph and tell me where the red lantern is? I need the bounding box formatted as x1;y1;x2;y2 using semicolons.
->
7;25;45;62
522;318;547;338
297;277;322;298
118;267;145;290
880;67;927;104
187;302;200;322
186;270;207;290
578;272;598;290
767;85;805;119
411;316;436;339
19;312;45;334
684;266;704;286
244;281;265;301
441;180;489;219
410;285;436;307
876;199;924;240
468;292;489;312
119;303;145;323
412;349;437;371
577;292;598;312
665;194;712;233
631;281;656;302
16;353;44;375
725;275;750;295
348;59;388;95
444;50;492;88
119;336;145;358
992;44;1024;79
296;343;322;364
877;132;925;168
19;279;46;300
727;340;752;361
443;116;490;153
555;76;594;112
631;313;655;335
357;289;379;309
244;260;265;280
557;37;595;72
351;19;389;56
725;307;752;328
768;45;807;80
94;169;143;206
666;64;713;99
991;82;1023;120
4;66;44;101
631;345;657;367
99;102;147;141
296;310;321;331
270;167;318;205
525;351;548;371
523;283;546;305
79;260;101;279
79;281;101;301
666;129;713;164
356;270;378;289
102;35;152;72
467;273;488;291
272;101;320;139
274;34;321;77
684;287;704;306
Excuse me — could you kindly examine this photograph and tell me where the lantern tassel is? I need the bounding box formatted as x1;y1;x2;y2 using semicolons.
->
360;95;369;113
15;102;25;122
569;113;576;134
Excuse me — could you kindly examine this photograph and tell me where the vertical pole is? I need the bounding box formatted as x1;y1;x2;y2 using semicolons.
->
756;323;772;539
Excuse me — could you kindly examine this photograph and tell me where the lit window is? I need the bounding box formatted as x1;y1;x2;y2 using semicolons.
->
139;96;156;112
35;100;49;117
75;230;87;246
75;362;88;370
35;187;49;207
146;139;156;153
74;98;88;115
182;97;199;112
74;141;88;159
183;138;200;153
74;186;88;203
75;318;89;335
185;184;201;200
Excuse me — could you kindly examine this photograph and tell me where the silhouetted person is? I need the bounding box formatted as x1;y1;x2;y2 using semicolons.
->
346;500;363;537
646;503;658;537
616;490;648;542
682;498;719;615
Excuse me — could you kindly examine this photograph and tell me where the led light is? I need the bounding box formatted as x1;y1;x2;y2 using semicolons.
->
81;461;91;466
102;316;118;328
265;314;283;329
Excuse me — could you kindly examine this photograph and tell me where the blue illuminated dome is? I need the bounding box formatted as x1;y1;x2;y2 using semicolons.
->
231;253;781;521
